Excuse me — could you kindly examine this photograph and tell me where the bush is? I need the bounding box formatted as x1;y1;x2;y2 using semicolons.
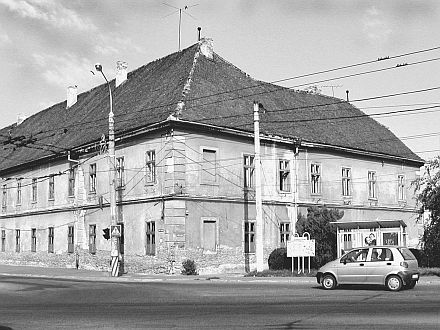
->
181;259;198;275
268;248;291;270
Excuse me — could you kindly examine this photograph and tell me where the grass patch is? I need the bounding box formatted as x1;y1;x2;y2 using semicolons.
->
244;269;317;277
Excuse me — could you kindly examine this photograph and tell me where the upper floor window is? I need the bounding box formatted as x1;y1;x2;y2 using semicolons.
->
32;178;37;203
368;171;377;199
145;150;156;184
68;166;75;197
311;163;321;195
279;160;290;192
16;179;22;205
89;164;97;193
201;149;217;184
243;155;255;189
48;175;55;200
116;157;125;188
398;175;405;201
342;167;351;197
1;184;6;211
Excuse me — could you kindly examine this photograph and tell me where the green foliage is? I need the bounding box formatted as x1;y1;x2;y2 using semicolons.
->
413;156;440;267
181;259;198;275
268;248;291;270
296;206;343;268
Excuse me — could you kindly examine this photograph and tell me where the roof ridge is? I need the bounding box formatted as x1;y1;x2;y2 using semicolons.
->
172;43;202;118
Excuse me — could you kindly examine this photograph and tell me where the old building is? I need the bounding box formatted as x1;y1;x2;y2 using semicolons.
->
0;39;424;274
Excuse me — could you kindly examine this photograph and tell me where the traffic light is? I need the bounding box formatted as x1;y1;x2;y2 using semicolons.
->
102;228;110;240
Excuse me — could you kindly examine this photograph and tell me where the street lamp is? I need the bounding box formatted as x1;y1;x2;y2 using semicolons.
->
95;63;119;277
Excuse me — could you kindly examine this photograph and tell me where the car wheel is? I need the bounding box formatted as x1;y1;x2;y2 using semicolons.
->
386;275;402;291
322;274;336;290
405;280;416;289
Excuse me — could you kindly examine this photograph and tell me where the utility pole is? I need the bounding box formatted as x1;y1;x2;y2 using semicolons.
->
254;101;264;272
95;63;120;277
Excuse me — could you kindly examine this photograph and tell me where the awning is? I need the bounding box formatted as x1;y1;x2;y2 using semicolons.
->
330;219;407;229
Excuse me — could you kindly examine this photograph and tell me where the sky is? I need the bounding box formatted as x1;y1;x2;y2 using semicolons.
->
0;0;439;160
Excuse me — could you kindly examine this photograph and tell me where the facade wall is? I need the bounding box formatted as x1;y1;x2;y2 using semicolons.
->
0;127;422;273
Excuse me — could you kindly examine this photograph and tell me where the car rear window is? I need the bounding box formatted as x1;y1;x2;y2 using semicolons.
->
398;248;417;260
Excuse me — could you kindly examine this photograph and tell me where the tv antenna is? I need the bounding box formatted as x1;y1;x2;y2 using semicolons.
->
163;3;199;51
320;84;343;97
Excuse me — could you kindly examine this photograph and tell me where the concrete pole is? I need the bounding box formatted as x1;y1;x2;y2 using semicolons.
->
95;64;120;276
254;101;264;272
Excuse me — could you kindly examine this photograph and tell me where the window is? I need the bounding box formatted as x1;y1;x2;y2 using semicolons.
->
89;225;96;254
343;230;353;251
15;229;20;253
311;163;321;194
244;221;255;253
145;150;156;184
342;168;351;197
341;248;368;263
117;222;125;255
67;226;74;253
371;248;393;261
16;178;22;205
116;157;125;188
383;232;399;246
32;178;37;203
243;155;255;189
146;221;155;256
202;149;217;183
89;164;97;193
368;171;377;199
48;175;55;200
1;230;5;252
48;227;54;253
280;222;290;247
2;184;7;211
68;166;75;197
398;175;405;201
31;228;37;252
279;160;290;192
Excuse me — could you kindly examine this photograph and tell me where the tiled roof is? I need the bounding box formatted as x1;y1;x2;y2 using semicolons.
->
0;41;423;173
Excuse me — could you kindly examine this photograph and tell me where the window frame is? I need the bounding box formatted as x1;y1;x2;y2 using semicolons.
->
280;222;290;247
201;148;218;185
31;228;37;252
48;227;54;253
145;221;156;256
397;175;405;201
342;167;352;197
32;178;38;203
278;159;291;192
48;175;55;200
16;178;22;205
243;154;255;190
244;220;256;254
89;163;97;194
116;156;125;189
68;166;75;197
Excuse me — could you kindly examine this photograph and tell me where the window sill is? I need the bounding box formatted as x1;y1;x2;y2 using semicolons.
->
200;182;219;186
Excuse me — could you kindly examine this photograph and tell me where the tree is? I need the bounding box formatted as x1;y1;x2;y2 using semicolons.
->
296;206;344;268
413;156;440;267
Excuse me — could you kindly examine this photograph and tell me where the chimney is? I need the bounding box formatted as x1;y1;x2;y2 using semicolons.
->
197;27;201;41
66;85;77;108
116;61;128;87
17;113;27;125
199;38;213;60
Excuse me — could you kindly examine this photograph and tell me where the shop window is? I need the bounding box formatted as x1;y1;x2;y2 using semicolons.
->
146;221;155;256
279;160;290;192
48;227;54;253
280;222;290;247
383;232;399;246
244;221;255;253
67;226;74;253
31;228;37;252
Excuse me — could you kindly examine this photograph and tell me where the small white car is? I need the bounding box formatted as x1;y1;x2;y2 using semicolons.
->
316;246;419;291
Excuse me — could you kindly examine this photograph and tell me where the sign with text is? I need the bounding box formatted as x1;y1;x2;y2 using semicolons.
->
287;238;316;257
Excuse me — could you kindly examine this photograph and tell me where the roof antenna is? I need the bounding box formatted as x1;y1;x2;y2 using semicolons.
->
197;27;201;41
163;3;199;51
346;90;350;102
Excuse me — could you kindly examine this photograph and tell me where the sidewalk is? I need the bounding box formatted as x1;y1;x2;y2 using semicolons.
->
0;264;316;283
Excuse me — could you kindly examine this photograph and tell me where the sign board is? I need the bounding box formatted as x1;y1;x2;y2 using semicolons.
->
111;225;121;237
287;238;316;257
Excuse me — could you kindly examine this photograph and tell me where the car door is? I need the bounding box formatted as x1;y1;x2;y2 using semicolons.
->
364;247;394;284
337;248;368;284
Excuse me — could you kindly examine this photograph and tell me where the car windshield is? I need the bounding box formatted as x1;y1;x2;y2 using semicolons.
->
398;248;416;260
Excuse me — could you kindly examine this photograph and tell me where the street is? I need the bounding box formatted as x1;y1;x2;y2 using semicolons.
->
0;275;439;329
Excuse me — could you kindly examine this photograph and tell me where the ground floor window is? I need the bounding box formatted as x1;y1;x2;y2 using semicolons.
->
202;219;217;252
68;226;74;253
15;229;20;252
244;221;255;253
48;227;54;253
1;230;5;252
146;221;155;256
279;222;290;247
31;228;37;252
89;225;96;254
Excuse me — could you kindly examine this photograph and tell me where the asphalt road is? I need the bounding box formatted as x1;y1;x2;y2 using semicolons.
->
0;276;439;329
